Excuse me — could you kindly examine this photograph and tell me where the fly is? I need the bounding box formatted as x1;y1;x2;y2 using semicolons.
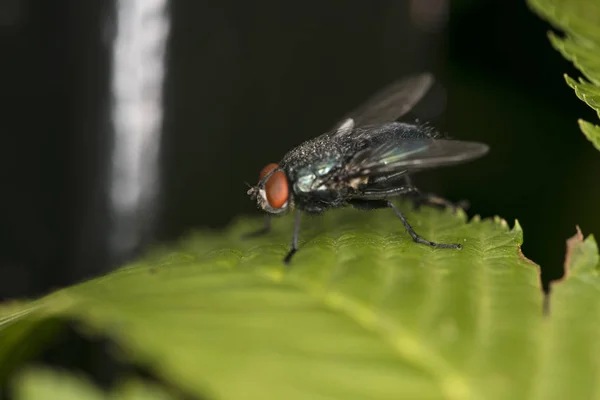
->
245;73;489;264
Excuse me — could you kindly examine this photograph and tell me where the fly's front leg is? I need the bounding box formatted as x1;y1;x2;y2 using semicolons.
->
241;215;272;239
283;210;302;265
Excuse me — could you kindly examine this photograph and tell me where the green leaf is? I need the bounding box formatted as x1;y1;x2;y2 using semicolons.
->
12;367;174;400
532;228;600;400
528;0;600;151
0;205;598;399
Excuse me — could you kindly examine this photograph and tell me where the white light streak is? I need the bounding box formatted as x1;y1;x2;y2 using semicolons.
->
108;0;170;260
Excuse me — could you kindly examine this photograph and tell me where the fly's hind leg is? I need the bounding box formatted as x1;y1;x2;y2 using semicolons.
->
403;176;470;213
349;199;462;249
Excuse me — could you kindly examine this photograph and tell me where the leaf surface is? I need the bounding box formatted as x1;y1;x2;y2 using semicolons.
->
1;205;552;399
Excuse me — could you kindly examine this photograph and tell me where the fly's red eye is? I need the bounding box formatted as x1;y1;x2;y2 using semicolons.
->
265;170;288;209
259;163;279;180
258;163;288;209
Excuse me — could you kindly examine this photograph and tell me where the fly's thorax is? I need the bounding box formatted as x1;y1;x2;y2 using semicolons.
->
289;158;342;195
279;132;346;169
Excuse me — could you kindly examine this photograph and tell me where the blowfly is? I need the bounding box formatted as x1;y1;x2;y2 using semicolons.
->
246;73;489;264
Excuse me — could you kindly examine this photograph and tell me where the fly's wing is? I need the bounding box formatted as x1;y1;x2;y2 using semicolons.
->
332;73;434;131
345;139;489;179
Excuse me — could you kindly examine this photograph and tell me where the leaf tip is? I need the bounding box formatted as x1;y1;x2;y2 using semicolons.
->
493;215;509;228
512;219;525;244
560;226;600;277
564;74;576;87
547;31;565;49
512;219;523;233
561;226;584;280
577;120;600;151
454;206;469;221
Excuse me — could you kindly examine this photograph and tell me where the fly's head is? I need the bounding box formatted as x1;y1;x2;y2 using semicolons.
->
247;163;291;215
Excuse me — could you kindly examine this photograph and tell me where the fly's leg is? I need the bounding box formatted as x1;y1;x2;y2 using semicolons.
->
354;185;419;200
349;199;461;249
388;201;461;249
241;215;271;239
283;210;302;264
403;176;469;212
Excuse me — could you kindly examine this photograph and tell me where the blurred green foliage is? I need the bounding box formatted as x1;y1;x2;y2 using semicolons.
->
13;367;174;400
529;0;600;151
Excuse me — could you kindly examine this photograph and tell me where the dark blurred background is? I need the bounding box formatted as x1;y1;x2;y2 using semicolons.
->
1;0;599;302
